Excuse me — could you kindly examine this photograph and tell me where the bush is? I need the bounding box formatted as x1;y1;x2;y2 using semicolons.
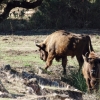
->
62;69;87;92
0;0;100;32
29;0;100;29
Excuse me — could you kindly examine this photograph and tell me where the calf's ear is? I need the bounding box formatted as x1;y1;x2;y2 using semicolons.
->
82;52;89;62
82;55;88;62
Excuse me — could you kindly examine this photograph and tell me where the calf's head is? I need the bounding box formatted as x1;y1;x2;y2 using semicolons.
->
36;43;48;61
88;58;100;77
84;52;100;77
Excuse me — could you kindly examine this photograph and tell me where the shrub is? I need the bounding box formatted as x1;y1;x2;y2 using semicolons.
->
62;69;87;92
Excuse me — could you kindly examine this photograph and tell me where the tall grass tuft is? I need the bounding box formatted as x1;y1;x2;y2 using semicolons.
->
63;69;87;92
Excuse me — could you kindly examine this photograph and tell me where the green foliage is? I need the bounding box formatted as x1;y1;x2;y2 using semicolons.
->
30;0;71;29
0;19;27;32
29;0;100;29
63;69;87;92
0;0;100;31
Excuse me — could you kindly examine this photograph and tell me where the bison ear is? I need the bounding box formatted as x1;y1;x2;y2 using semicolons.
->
36;43;46;50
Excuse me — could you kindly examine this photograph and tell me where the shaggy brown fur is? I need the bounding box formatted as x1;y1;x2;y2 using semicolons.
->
82;52;100;92
36;30;94;74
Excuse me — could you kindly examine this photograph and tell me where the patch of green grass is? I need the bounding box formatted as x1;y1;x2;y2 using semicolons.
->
5;54;45;66
67;57;79;67
0;50;45;66
52;59;61;65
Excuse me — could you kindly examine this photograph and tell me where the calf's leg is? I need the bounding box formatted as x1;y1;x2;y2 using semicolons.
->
86;78;92;92
62;56;67;75
91;80;99;92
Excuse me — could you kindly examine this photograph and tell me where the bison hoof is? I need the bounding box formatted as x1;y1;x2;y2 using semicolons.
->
45;68;47;71
45;67;48;70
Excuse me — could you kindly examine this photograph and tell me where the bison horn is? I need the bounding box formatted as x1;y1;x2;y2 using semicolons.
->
36;43;46;50
34;40;42;48
36;43;41;48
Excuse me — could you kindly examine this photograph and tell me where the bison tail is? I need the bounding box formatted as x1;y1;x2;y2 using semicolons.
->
89;36;94;52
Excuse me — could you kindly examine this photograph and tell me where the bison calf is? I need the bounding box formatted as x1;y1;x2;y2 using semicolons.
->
82;52;100;92
36;30;94;75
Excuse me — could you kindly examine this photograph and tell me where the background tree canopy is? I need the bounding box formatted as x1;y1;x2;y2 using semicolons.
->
0;0;100;32
0;0;43;22
30;0;100;29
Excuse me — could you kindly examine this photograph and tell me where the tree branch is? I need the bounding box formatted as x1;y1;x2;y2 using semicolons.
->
0;0;43;22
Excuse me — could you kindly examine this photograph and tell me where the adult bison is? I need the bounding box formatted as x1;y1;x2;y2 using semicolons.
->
36;30;94;74
82;52;100;92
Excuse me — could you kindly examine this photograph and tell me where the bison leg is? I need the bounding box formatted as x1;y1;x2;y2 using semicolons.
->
90;80;99;92
76;55;84;71
45;53;54;70
86;78;92;92
62;56;67;75
90;80;96;89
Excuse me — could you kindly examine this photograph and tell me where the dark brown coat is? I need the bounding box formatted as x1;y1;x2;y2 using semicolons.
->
36;30;94;74
82;52;100;92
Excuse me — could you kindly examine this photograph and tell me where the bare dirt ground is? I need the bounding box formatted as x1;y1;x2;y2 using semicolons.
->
0;29;100;100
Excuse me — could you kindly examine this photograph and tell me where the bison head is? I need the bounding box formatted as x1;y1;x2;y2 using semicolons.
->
36;43;48;61
83;52;100;77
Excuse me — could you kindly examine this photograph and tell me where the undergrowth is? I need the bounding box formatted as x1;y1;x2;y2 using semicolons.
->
62;69;87;92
